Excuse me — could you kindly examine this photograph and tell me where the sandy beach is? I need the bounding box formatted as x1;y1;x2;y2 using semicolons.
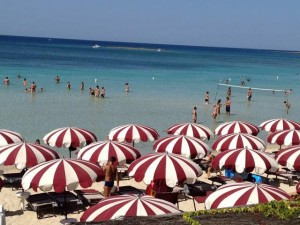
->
0;144;297;225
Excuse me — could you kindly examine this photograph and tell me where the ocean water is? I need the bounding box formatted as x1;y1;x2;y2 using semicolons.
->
0;35;299;157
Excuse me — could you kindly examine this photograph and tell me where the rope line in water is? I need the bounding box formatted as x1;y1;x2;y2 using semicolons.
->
218;83;286;92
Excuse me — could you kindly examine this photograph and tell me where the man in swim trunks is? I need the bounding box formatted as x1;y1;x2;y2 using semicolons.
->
205;91;209;104
247;88;252;101
103;156;119;197
226;97;231;115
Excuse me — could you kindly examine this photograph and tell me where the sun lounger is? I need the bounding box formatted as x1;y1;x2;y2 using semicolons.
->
26;193;57;219
193;190;213;210
208;175;232;186
117;165;130;180
47;191;83;215
153;191;180;208
117;185;144;195
266;171;297;186
2;172;24;190
74;189;104;206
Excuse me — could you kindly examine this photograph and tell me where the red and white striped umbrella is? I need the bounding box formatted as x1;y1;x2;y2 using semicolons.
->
205;182;290;209
43;127;97;157
275;146;300;171
153;135;210;159
0;142;59;169
267;129;300;146
128;152;202;187
0;129;24;147
215;121;259;136
77;140;141;166
22;158;104;192
259;118;300;133
108;124;159;144
212;133;265;152
212;147;278;174
80;194;180;222
166;123;213;140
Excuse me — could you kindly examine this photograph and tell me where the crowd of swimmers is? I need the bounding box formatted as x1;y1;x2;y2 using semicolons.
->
3;75;130;98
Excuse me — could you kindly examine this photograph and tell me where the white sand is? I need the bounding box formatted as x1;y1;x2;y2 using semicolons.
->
0;144;297;225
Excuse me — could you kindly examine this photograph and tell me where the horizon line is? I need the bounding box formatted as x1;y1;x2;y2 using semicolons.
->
0;34;299;53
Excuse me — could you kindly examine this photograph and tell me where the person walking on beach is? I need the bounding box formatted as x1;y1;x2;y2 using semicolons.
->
205;91;209;104
103;156;119;197
225;97;231;115
125;83;129;92
212;104;217;119
284;100;291;114
217;99;222;115
247;88;252;101
3;76;10;85
101;86;106;98
192;107;197;123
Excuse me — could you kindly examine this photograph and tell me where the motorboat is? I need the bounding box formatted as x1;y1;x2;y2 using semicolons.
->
92;44;101;49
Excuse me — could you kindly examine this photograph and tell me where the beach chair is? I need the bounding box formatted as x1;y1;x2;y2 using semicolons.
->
26;193;57;219
193;190;213;210
208;175;231;186
266;171;297;186
2;172;24;190
47;191;83;215
117;165;130;180
153;191;180;208
117;185;144;195
74;189;104;206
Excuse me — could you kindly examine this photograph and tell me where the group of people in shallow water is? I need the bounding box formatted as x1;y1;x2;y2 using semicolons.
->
3;75;130;98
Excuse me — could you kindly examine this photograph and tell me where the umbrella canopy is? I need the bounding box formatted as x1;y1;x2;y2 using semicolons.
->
0;129;24;147
205;182;290;209
77;140;141;166
212;133;265;152
166;123;213;140
215;121;259;136
0;142;59;169
212;147;278;174
275;146;300;171
259;118;300;133
80;194;180;222
267;129;300;146
43;127;97;157
108;124;159;144
153;135;210;159
22;158;104;192
128;152;202;187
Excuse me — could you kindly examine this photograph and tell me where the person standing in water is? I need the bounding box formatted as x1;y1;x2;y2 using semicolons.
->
125;83;129;92
66;82;71;90
192;107;197;123
247;88;252;101
217;99;222;115
204;91;209;104
212;104;217;119
284;100;291;114
3;76;10;85
80;82;84;91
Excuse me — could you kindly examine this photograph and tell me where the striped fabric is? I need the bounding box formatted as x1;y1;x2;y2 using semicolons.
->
275;146;300;170
267;129;300;146
215;121;259;136
166;123;213;140
0;129;24;147
259;118;300;132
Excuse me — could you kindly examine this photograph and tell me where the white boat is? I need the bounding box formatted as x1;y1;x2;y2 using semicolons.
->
92;44;101;49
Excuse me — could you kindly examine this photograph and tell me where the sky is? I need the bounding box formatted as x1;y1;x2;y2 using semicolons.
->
0;0;300;50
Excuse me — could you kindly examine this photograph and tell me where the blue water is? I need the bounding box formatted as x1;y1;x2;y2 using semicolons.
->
0;35;300;156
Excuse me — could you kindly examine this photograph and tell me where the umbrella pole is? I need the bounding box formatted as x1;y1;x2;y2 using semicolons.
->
64;190;67;220
132;141;134;147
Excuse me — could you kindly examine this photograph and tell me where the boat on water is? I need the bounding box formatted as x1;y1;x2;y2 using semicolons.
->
92;44;101;49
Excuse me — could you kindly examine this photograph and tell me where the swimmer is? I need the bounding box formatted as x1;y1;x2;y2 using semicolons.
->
55;75;60;83
192;107;197;123
66;82;71;90
284;100;291;114
247;88;252;101
125;83;129;92
80;82;84;91
3;76;10;85
204;91;209;104
23;78;27;86
212;105;217;119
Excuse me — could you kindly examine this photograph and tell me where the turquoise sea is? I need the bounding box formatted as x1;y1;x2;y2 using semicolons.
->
0;35;300;157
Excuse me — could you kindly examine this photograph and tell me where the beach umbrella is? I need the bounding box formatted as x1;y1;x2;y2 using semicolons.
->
212;147;278;174
0;142;59;169
153;135;210;159
80;194;180;222
22;158;104;219
214;121;259;136
212;133;265;152
43;127;97;158
0;129;24;147
275;146;300;171
77;140;141;166
165;123;213;140
267;129;300;147
205;182;290;209
128;152;202;187
259;118;300;133
108;124;159;146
